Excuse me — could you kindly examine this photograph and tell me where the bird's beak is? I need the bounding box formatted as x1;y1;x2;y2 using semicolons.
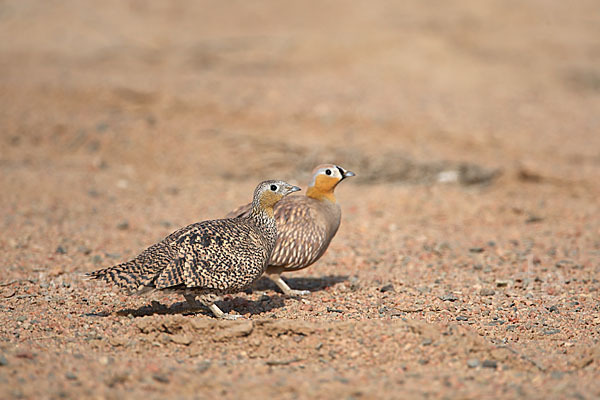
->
287;185;301;194
337;166;356;180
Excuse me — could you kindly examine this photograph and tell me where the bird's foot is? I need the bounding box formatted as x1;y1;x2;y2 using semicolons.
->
219;313;243;320
208;303;242;320
269;274;310;298
283;289;311;297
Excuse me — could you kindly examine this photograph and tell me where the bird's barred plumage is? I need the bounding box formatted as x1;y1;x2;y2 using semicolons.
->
88;180;300;318
227;195;338;271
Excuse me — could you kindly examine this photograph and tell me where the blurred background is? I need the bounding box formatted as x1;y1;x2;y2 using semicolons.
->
1;0;599;244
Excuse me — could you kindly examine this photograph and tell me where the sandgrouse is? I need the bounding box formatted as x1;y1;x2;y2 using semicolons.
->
227;164;354;296
88;180;300;319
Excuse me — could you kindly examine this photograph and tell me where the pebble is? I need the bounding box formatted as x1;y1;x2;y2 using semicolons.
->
525;215;543;224
456;316;468;321
0;355;8;366
469;247;485;253
439;293;458;302
55;246;67;254
543;329;560;335
467;359;480;368
546;305;559;313
196;361;211;373
380;284;394;293
480;288;495;296
152;374;170;383
65;372;77;380
78;246;92;255
482;360;498;369
116;221;129;230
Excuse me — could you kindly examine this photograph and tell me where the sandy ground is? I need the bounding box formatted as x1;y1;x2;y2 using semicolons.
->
1;1;599;398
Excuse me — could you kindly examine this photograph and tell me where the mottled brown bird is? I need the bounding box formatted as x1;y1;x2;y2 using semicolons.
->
88;180;301;319
227;164;354;296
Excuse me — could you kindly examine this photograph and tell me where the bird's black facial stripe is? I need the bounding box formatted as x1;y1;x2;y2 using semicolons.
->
270;184;278;191
336;166;345;177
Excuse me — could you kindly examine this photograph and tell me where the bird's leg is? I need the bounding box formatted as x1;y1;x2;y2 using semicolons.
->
267;272;310;297
208;303;241;320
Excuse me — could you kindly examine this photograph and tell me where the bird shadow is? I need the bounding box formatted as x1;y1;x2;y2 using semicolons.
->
250;274;349;294
85;275;348;319
88;295;287;318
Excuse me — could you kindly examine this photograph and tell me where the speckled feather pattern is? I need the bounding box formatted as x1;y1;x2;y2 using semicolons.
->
88;184;280;300
227;195;341;271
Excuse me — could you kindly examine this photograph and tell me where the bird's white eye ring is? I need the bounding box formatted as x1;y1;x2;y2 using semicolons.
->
270;184;278;191
325;169;332;175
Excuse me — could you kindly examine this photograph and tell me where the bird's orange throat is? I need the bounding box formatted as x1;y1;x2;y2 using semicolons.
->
259;191;282;217
306;175;338;203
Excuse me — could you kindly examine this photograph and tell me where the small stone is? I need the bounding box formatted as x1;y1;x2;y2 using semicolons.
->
525;215;543;224
456;316;468;321
469;247;485;253
467;359;480;368
439;293;458;302
0;355;8;366
78;246;92;255
55;246;67;254
546;305;559;313
152;374;169;383
16;316;27;322
480;288;495;296
104;252;121;259
170;334;192;346
421;338;433;346
116;221;129;230
482;360;497;369
214;320;254;341
65;372;77;380
109;336;127;347
96;122;109;132
380;284;394;293
496;280;509;287
196;361;211;373
543;328;560;335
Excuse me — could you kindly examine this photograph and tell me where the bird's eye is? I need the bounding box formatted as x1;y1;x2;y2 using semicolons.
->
270;184;278;191
325;169;332;175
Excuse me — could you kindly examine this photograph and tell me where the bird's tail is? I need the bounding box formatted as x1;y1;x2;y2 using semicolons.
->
86;260;150;293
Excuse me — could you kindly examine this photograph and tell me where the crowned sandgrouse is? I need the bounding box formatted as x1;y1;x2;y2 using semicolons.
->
88;180;300;319
227;164;354;296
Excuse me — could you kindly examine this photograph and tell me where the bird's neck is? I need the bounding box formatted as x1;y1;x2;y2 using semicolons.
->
306;186;336;203
250;204;277;240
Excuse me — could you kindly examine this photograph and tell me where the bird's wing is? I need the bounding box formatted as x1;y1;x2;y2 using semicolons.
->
153;220;268;291
225;202;253;219
269;198;329;269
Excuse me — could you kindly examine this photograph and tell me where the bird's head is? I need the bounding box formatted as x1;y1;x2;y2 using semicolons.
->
306;164;355;202
253;180;301;216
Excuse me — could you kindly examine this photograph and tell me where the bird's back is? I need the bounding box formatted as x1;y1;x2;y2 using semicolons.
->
89;217;275;293
227;195;341;270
